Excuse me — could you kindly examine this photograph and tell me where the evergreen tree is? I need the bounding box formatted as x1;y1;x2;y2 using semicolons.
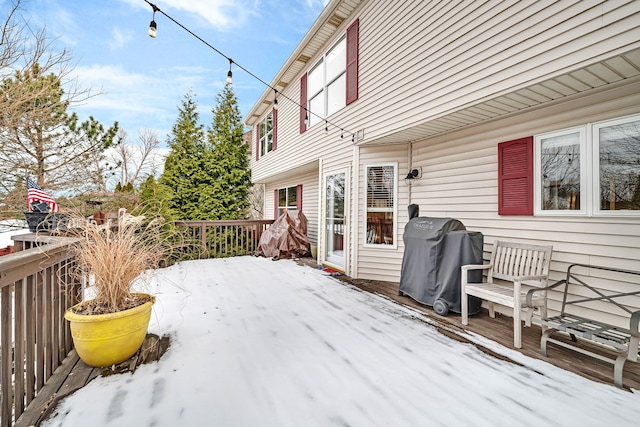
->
159;91;206;220
138;175;173;220
159;85;251;221
203;83;252;219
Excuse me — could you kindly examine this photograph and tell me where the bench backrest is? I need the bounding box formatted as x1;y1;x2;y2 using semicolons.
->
559;264;640;318
488;240;553;286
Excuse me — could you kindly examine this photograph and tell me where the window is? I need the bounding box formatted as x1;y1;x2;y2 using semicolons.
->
535;127;586;214
307;36;346;128
275;185;302;218
594;115;640;214
256;109;277;160
531;114;640;216
300;19;359;133
364;164;397;246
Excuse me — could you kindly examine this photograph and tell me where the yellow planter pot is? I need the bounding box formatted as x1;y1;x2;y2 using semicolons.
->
64;293;156;367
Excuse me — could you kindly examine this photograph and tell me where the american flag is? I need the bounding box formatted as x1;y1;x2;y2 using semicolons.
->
26;177;59;212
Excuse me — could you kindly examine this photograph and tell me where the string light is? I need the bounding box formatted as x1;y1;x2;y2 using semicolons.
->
226;59;233;84
143;0;357;140
148;4;159;38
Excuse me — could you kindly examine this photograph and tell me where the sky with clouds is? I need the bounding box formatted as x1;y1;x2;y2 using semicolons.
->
14;0;328;144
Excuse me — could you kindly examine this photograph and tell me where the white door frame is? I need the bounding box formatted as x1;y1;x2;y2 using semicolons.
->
321;165;350;274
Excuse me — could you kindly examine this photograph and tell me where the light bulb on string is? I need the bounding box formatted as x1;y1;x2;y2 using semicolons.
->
148;5;159;38
227;59;233;84
142;0;359;141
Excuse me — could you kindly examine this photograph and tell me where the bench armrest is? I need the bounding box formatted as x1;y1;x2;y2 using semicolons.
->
461;264;492;287
461;264;492;272
525;279;566;307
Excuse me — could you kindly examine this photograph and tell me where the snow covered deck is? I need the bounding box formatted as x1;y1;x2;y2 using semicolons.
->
26;256;639;426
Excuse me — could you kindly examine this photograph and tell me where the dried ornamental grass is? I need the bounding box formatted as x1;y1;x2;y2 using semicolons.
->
68;212;166;315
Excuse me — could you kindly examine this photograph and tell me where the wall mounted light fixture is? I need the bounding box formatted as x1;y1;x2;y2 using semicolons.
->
404;167;422;185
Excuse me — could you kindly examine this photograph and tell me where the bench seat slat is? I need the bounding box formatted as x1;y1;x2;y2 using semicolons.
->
541;315;631;349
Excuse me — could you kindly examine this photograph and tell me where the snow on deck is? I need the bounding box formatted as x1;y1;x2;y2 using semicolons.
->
42;257;639;427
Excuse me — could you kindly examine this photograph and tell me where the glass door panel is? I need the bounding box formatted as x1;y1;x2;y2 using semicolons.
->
325;172;345;268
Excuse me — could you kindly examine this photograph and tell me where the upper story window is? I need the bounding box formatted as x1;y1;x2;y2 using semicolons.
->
533;114;640;216
307;36;346;128
364;164;397;246
300;19;359;133
259;111;273;157
256;108;277;160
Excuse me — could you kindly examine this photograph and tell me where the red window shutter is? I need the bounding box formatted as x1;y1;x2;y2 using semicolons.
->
300;73;307;133
272;108;278;151
274;189;279;219
255;124;260;161
296;184;303;210
346;19;359;105
498;137;533;215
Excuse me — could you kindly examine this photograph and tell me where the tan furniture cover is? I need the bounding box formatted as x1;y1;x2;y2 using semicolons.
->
255;210;311;260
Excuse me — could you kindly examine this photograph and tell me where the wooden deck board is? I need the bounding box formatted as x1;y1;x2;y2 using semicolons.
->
17;259;640;426
14;351;95;427
321;265;640;391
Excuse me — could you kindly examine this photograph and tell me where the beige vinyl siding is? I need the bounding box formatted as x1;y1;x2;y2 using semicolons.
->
247;0;640;327
264;169;319;244
408;82;640;327
351;0;640;143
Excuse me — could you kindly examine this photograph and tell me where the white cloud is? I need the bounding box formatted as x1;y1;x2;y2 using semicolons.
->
69;63;222;140
119;0;257;30
109;27;134;50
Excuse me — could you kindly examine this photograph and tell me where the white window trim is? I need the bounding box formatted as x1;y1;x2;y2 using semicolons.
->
534;126;589;216
258;111;273;158
534;113;640;217
592;114;640;217
363;162;398;249
277;186;298;216
307;35;346;128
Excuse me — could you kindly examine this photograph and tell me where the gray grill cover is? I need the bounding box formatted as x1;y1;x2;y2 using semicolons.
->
399;217;483;314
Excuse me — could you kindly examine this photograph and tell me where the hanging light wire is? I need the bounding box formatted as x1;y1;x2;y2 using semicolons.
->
143;0;356;140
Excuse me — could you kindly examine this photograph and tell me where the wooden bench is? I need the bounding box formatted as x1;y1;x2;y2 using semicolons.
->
526;263;640;388
461;241;553;348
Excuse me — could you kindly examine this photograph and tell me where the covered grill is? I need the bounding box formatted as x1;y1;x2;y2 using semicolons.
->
399;211;483;316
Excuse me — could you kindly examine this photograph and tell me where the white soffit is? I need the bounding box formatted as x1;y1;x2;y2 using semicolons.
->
363;47;640;146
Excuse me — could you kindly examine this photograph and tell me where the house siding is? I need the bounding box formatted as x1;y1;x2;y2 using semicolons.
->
353;0;640;142
264;169;319;245
247;0;640;327
407;84;640;327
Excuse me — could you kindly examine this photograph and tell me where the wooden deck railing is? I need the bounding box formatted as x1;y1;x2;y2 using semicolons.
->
0;220;271;426
174;220;274;259
0;236;80;427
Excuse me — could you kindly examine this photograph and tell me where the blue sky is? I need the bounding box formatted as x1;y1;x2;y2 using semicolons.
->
19;0;327;142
